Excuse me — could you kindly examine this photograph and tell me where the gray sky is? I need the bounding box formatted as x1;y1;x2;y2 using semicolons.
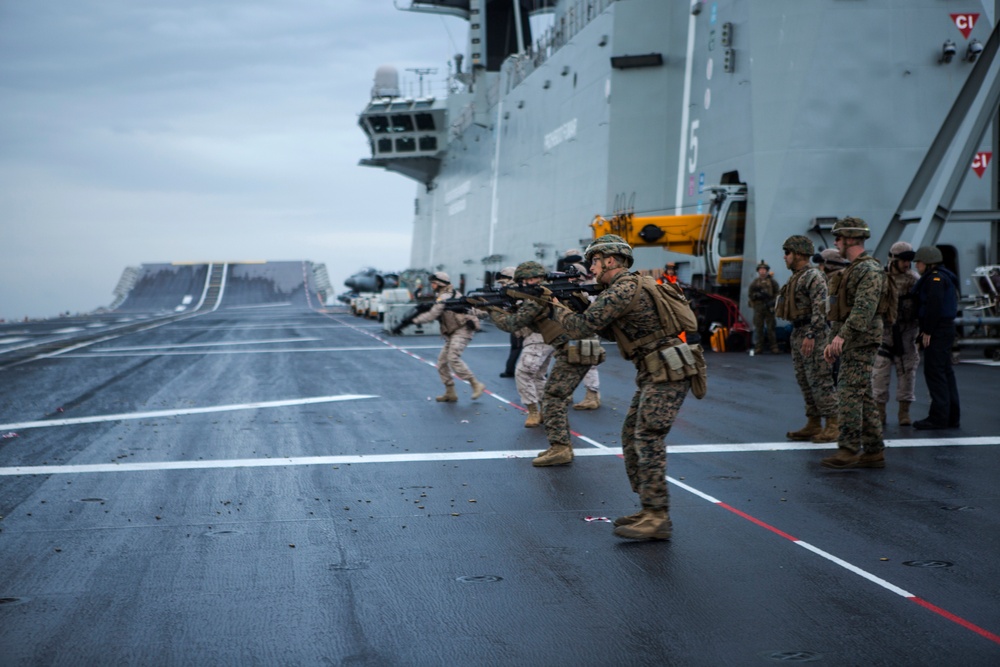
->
0;0;467;320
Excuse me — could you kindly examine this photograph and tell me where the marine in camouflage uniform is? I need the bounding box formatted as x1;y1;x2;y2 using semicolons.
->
488;261;598;465
548;235;700;541
871;242;920;425
822;217;887;469
748;260;780;353
410;272;486;402
776;236;838;443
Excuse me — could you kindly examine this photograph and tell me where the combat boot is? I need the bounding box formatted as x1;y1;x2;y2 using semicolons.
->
573;389;601;410
811;416;839;443
877;402;887;425
613;508;646;527
787;416;822;441
470;379;486;400
820;447;861;469
532;445;573;467
613;508;672;540
898;402;912;426
435;384;458;402
523;403;542;428
856;450;886;468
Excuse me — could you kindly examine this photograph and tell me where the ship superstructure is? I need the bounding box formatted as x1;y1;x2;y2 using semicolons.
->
359;0;999;313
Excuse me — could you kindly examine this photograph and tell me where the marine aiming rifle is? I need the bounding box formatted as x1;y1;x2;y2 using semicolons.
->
389;274;603;334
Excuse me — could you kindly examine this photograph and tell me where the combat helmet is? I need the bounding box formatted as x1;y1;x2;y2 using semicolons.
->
831;216;871;239
889;241;916;262
514;261;547;281
782;235;815;257
756;260;770;271
914;246;943;264
429;271;451;284
819;248;848;266
585;234;634;268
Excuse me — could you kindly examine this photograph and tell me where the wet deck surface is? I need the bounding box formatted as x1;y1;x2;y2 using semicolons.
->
1;304;998;666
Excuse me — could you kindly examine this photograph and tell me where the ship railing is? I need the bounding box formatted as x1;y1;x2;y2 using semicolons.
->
504;0;616;92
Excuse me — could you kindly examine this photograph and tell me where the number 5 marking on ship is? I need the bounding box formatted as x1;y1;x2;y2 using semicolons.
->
688;119;699;173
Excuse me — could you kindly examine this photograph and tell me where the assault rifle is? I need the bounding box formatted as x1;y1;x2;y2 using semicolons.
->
388;275;604;334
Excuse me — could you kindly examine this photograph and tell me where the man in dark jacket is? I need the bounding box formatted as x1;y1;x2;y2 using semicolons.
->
911;246;961;429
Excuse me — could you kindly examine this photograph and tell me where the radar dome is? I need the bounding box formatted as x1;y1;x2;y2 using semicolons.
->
372;66;400;98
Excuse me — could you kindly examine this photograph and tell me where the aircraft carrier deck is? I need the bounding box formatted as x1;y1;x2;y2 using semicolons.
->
0;272;998;665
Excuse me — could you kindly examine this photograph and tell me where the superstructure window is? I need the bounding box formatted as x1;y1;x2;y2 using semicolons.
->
395;137;416;152
368;116;389;134
415;113;436;131
419;136;438;151
391;115;414;133
377;138;392;153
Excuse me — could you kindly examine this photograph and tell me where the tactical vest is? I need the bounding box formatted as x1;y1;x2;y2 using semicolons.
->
774;269;809;322
828;256;891;323
607;275;706;398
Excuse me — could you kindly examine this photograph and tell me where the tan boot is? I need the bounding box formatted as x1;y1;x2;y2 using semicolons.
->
821;447;861;469
857;450;886;468
470;379;486;400
787;416;822;441
532;445;573;467
435;384;458;402
613;508;672;540
877;402;887;425
613;508;646;527
811;416;840;443
573;389;601;410
898;402;912;426
523;403;542;428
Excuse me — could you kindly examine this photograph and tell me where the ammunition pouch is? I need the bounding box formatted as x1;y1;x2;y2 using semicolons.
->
566;337;606;366
638;341;707;398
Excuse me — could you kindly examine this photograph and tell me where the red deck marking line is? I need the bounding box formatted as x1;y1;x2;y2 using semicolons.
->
909;597;1000;645
717;502;800;542
673;478;1000;648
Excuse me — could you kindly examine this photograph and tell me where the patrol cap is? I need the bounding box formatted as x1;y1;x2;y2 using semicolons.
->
889;241;915;261
832;216;871;239
429;271;451;284
783;235;815;257
914;246;943;264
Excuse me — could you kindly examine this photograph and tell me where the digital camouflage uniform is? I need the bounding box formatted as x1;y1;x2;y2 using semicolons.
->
554;272;689;513
829;252;886;454
748;271;780;352
778;265;837;422
490;297;593;457
872;267;919;407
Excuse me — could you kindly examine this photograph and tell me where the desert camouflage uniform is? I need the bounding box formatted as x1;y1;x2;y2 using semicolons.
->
554;272;689;512
782;267;837;419
490;300;592;449
748;273;780;352
830;253;886;454
872;268;920;404
582;366;599;393
513;332;553;406
412;286;479;386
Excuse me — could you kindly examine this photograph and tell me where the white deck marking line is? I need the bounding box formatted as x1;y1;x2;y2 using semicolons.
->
0;394;377;431
58;343;509;358
1;437;993;476
92;337;320;351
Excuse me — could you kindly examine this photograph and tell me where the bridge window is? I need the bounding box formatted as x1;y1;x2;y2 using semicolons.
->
368;116;389;134
395;137;416;152
415;113;436;131
419;136;438;151
377;138;392;153
391;115;414;132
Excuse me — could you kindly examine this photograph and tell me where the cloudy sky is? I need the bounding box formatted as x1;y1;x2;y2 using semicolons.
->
0;1;470;320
